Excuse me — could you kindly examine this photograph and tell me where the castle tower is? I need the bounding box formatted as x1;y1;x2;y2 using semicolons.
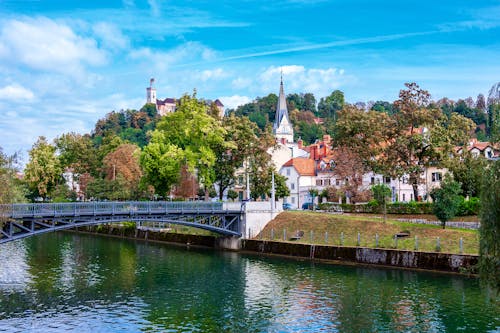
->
146;78;157;104
273;74;294;143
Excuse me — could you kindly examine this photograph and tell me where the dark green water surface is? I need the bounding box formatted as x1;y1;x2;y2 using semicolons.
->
0;233;498;332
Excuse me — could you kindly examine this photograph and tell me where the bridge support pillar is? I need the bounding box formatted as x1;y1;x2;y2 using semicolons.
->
216;236;242;250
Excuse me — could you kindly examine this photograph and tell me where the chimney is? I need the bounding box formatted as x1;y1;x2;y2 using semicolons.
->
311;144;318;161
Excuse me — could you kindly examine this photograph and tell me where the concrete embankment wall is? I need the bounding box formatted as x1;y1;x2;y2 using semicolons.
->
242;240;478;274
74;226;477;274
74;225;217;248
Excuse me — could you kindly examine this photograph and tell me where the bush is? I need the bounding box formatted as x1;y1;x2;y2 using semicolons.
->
320;201;434;214
456;196;480;216
387;201;433;214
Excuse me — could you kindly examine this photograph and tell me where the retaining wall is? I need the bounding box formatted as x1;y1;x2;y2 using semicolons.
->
242;240;478;273
74;225;478;274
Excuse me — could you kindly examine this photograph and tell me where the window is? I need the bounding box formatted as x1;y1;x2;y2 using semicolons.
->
291;183;295;190
336;179;340;186
402;176;408;184
238;175;244;185
385;177;391;184
371;177;375;185
291;197;295;204
432;172;442;182
316;179;322;186
324;179;331;186
402;193;406;202
286;168;290;176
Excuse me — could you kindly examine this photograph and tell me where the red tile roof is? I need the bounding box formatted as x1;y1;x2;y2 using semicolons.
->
282;158;316;176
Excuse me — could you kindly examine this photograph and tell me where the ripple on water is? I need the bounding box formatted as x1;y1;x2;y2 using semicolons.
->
0;233;498;332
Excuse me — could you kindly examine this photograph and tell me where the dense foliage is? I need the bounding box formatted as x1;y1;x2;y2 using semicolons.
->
12;81;500;208
0;148;26;203
430;176;462;228
479;160;500;291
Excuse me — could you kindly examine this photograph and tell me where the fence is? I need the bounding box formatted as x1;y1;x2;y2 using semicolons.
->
257;228;478;255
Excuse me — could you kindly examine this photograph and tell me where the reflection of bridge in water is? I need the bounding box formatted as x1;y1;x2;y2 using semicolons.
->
0;201;246;244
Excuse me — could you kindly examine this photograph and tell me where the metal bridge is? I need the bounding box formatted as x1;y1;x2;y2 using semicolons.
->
0;201;244;244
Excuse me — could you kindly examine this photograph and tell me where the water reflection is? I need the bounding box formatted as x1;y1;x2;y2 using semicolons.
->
0;233;498;332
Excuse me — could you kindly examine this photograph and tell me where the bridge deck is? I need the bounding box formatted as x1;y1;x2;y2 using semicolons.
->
0;201;244;243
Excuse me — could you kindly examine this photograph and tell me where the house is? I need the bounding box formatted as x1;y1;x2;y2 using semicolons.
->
280;157;316;209
456;138;499;159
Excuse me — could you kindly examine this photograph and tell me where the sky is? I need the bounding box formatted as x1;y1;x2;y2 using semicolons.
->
1;0;500;160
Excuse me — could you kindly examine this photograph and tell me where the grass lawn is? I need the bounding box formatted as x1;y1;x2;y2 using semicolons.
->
257;212;479;255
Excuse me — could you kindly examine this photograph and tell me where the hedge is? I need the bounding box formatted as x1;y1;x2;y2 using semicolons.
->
318;199;478;216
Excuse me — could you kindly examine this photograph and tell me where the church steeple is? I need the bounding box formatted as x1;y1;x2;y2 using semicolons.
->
273;72;294;143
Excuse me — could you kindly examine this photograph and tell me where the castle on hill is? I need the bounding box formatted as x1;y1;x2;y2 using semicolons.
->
146;78;225;118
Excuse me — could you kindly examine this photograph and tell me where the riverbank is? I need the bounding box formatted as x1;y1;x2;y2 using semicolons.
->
73;224;478;275
259;211;479;254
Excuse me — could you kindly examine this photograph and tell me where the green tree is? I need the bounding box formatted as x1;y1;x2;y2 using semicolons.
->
140;132;185;197
371;184;392;222
334;83;475;201
273;172;290;199
446;151;487;197
371;101;396;115
308;188;319;210
286;93;304;111
0;147;27;204
303;93;317;113
86;175;131;201
479;160;500;290
24;137;62;200
141;93;226;197
54;132;99;176
318;90;345;120
430;176;462;229
489;103;500;143
250;166;290;201
227;189;238;202
213;115;262;200
295;121;324;144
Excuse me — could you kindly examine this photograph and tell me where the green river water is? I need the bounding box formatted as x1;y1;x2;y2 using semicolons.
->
0;232;498;332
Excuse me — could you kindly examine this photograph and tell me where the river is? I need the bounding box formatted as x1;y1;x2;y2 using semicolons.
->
0;233;498;332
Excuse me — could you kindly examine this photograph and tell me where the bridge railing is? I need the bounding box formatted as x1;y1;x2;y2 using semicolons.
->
0;201;225;218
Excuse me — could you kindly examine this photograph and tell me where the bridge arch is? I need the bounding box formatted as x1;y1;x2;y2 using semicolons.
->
0;202;243;244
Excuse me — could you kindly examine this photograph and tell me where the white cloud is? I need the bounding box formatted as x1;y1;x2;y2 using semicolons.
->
231;77;252;89
129;42;217;72
219;95;252;109
199;68;228;81
92;22;129;50
0;17;107;75
257;65;353;97
0;84;35;101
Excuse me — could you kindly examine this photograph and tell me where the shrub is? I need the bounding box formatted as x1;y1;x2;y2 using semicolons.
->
456;196;480;216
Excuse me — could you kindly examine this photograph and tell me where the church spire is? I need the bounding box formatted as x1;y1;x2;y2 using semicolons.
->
273;72;294;143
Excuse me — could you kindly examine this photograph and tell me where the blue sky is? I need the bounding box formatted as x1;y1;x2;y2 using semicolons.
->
1;0;500;159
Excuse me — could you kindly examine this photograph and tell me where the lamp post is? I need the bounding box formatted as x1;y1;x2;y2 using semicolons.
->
271;171;275;212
